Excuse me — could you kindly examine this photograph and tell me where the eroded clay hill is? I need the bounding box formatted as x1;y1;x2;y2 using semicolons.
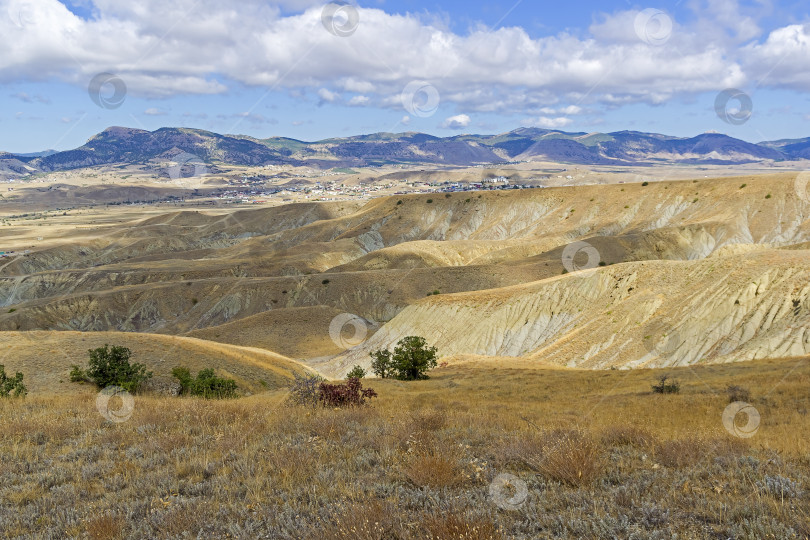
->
2;173;810;374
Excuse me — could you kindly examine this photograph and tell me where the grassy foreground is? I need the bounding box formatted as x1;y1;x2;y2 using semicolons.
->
1;357;808;539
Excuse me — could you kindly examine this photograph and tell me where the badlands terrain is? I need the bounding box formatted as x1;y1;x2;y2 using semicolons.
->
2;168;809;538
3;170;810;379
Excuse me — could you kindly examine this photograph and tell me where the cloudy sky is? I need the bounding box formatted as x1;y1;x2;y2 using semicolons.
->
0;0;808;152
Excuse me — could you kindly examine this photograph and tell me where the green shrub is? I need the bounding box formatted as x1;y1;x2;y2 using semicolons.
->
370;336;439;381
347;365;366;379
370;349;394;379
426;199;433;204
0;365;27;398
69;365;89;383
171;366;193;393
652;375;680;394
642;181;649;186
172;366;237;399
83;345;152;393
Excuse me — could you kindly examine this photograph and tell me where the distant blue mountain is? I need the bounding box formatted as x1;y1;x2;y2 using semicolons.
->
2;127;807;175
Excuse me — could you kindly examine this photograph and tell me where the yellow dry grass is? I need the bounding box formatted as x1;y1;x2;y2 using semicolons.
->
1;356;807;537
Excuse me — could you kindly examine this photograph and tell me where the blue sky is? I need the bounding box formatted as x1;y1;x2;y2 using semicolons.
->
0;0;808;153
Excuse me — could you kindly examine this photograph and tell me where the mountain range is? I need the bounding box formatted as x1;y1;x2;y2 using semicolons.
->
2;126;809;179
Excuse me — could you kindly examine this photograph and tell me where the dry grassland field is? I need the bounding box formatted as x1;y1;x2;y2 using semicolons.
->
1;167;810;539
6;0;810;537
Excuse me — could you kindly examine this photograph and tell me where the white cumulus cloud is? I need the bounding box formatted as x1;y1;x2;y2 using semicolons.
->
0;0;803;120
440;114;471;129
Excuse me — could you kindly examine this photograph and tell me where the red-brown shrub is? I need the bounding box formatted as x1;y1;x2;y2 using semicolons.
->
319;377;378;408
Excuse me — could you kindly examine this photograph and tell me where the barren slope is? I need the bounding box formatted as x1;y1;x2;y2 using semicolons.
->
326;248;810;377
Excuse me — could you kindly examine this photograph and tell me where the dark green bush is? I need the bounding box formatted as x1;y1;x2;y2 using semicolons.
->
347;365;366;379
172;366;237;399
370;349;394;379
370;336;439;381
82;345;152;393
0;365;27;398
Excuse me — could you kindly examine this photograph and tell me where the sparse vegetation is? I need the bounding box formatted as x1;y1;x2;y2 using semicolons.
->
727;384;751;403
288;372;325;407
1;359;808;537
642;181;649;186
766;193;772;199
652;375;681;394
740;183;747;189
